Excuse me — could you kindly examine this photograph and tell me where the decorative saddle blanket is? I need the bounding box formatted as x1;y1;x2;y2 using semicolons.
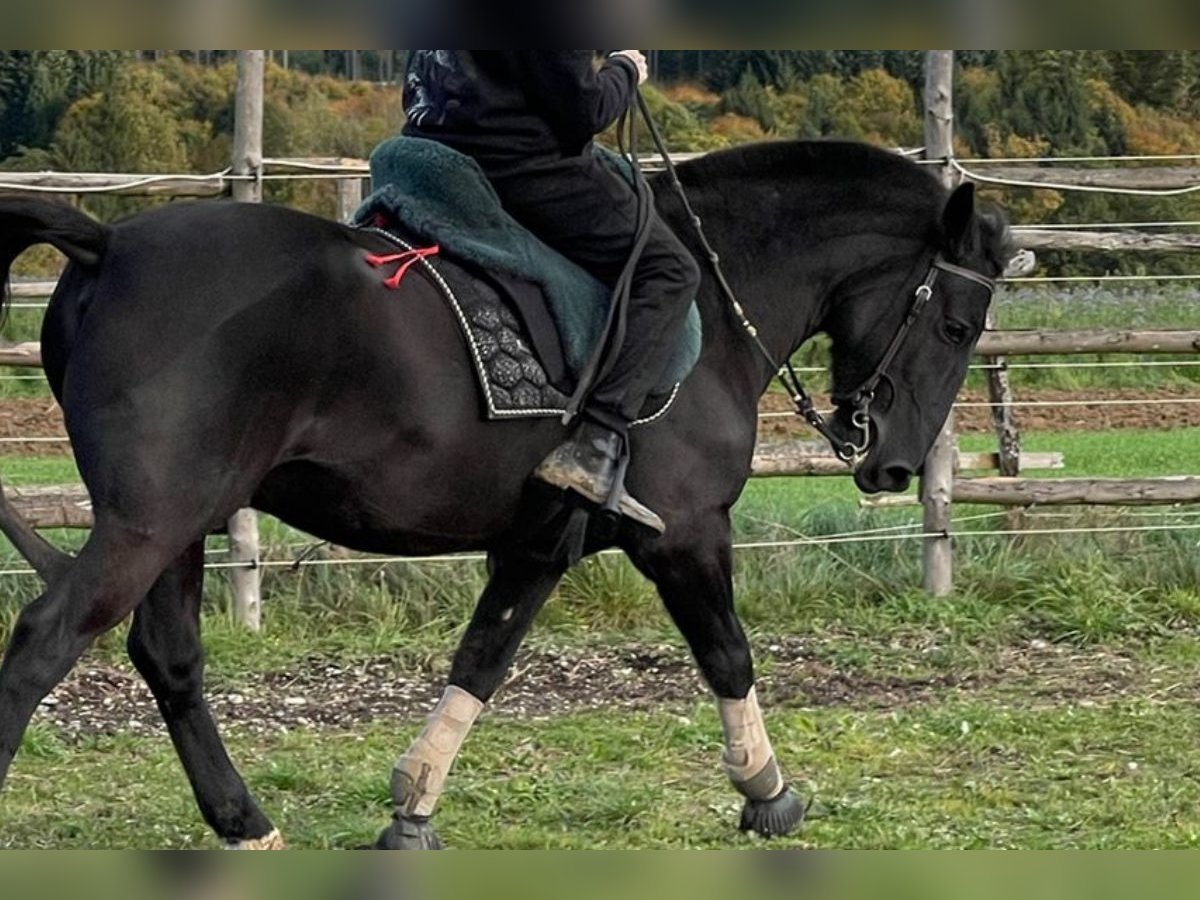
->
352;136;702;421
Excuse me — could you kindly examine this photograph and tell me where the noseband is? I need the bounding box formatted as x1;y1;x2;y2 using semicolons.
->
781;255;998;464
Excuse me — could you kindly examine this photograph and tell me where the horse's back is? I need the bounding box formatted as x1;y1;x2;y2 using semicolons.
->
45;201;497;528
44;200;565;548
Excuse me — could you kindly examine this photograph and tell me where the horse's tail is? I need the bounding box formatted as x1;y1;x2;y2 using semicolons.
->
0;199;107;584
0;197;109;319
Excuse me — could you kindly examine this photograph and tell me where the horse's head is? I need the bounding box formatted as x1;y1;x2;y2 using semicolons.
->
824;182;1013;494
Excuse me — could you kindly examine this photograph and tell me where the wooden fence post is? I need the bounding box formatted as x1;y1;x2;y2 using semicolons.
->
227;50;266;632
336;177;364;224
922;50;957;597
232;52;264;206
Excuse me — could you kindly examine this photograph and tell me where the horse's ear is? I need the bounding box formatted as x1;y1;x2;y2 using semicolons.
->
940;182;976;254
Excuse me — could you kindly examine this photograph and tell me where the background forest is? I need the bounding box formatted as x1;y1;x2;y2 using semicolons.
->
2;50;1199;273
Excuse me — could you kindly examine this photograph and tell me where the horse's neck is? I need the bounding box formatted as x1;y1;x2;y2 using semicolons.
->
675;186;845;400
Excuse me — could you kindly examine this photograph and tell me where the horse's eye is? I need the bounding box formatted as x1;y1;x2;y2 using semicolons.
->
944;319;972;346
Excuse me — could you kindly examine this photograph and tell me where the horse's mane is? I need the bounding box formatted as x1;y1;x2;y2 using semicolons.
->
679;140;939;197
677;140;1012;270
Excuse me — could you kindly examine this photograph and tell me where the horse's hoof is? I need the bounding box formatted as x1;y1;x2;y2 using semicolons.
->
375;815;444;850
739;786;808;838
228;828;286;850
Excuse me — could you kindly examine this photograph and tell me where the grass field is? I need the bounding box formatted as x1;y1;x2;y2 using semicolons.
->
0;424;1196;849
0;284;1197;848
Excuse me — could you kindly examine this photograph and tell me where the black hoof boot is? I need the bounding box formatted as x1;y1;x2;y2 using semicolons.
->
739;786;808;839
375;815;444;850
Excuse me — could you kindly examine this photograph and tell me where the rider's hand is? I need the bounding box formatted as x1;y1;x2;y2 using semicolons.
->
610;50;649;86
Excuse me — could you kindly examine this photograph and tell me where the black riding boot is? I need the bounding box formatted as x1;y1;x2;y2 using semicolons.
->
532;421;665;534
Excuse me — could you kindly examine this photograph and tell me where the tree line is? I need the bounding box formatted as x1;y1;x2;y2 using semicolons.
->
3;51;1198;274
5;50;1197;159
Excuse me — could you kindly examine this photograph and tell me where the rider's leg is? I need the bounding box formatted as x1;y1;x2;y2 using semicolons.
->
492;158;699;528
584;215;699;427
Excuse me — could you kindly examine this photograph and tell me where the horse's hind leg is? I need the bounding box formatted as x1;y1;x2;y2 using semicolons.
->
0;519;183;794
126;541;280;849
627;515;808;840
376;552;567;850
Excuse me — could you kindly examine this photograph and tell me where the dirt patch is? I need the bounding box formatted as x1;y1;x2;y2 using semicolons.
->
757;387;1200;444
0;397;71;457
31;639;1175;743
0;388;1195;462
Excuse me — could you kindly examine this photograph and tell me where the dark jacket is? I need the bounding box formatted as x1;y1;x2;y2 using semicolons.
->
402;51;640;176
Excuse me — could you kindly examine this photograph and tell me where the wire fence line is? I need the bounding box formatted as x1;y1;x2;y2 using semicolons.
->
1014;221;1200;230
1008;274;1200;284
5;358;1195;382
950;159;1200;198
0;147;1197;194
959;152;1200;164
0;520;1194;581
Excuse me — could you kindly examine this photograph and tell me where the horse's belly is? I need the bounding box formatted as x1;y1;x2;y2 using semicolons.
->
251;457;529;557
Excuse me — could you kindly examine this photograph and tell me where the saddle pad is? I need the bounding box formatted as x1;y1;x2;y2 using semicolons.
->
360;226;679;426
352;135;702;392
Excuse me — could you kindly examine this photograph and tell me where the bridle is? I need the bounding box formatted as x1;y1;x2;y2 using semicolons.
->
780;256;998;464
636;91;999;467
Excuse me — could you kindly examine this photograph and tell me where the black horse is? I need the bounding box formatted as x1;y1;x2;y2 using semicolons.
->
0;140;1010;849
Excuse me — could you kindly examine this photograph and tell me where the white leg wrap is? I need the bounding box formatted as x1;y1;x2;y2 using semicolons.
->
228;829;286;850
717;686;784;801
392;686;484;818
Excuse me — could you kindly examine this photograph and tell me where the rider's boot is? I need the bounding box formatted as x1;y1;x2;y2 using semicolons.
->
532;420;665;535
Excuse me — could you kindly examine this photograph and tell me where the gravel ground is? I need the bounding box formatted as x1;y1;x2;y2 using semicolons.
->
30;637;1167;743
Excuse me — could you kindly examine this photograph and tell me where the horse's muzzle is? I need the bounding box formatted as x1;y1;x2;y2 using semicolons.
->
854;461;914;495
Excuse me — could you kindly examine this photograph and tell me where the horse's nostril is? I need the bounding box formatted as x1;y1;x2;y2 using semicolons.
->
884;466;914;491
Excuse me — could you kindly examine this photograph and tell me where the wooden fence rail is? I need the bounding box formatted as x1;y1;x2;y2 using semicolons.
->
4;331;1195;370
978;330;1200;356
949;476;1200;507
963;165;1200;191
0;173;229;197
4;160;1198;203
867;477;1200;509
26;469;1200;535
1015;230;1200;253
3;445;1067;532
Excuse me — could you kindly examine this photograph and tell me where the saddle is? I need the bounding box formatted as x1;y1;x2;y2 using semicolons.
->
352;136;702;421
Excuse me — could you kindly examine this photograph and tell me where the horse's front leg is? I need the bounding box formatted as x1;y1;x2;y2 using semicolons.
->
628;515;808;839
376;552;567;850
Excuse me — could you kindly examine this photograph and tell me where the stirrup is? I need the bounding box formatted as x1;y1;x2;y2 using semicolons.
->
598;445;665;536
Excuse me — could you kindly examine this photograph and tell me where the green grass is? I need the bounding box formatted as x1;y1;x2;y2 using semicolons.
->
977;284;1200;392
0;331;1194;846
6;693;1200;849
958;428;1200;478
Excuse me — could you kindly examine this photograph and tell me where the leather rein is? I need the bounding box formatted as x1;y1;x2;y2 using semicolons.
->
635;91;998;466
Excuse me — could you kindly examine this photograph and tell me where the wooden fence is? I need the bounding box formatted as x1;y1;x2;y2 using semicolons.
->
1;50;1198;612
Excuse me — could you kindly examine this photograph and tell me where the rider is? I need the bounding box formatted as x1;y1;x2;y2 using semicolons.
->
402;51;701;534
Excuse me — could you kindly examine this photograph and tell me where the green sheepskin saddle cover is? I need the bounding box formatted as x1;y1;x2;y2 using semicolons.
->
353;136;701;394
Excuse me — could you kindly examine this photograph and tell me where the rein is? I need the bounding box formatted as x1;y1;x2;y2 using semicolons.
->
635;91;998;465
